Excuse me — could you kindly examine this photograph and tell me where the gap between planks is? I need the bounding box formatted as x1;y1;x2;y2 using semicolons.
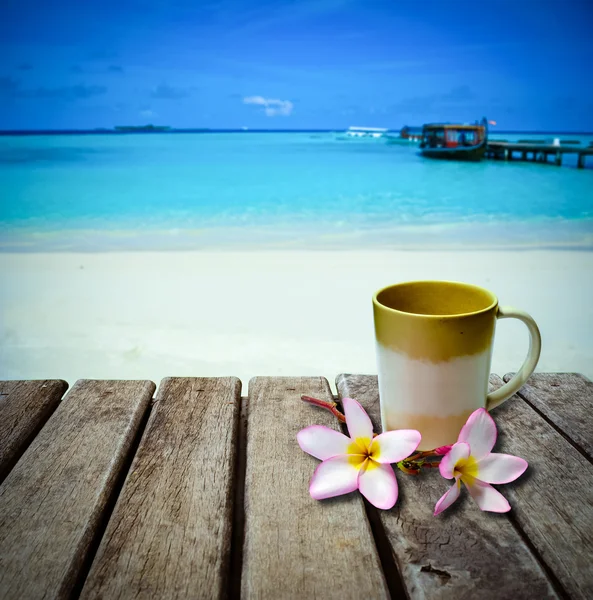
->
0;380;68;485
491;373;592;600
70;396;156;599
504;510;570;600
331;392;408;599
227;396;249;600
504;373;593;466
514;394;592;466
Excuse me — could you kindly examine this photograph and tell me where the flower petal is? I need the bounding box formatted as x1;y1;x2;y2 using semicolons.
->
309;455;362;500
358;461;398;510
439;442;470;479
342;397;374;446
457;408;497;460
463;476;511;512
297;425;355;461
434;479;461;516
370;429;421;463
477;453;528;484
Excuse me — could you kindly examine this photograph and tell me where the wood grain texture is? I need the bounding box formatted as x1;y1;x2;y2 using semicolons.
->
81;377;241;600
504;372;593;460
491;374;593;600
242;377;389;599
336;374;558;600
0;379;67;483
0;379;154;600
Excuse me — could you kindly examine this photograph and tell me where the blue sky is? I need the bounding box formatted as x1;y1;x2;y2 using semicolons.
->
0;0;592;130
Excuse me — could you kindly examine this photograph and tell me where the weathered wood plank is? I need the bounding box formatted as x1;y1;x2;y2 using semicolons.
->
81;377;241;600
0;379;67;483
492;374;593;600
504;372;593;460
0;379;154;600
242;377;389;599
336;374;559;600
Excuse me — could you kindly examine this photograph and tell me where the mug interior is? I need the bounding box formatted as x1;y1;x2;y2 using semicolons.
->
375;281;497;317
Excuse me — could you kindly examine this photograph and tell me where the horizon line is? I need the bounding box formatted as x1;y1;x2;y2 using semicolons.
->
1;128;593;136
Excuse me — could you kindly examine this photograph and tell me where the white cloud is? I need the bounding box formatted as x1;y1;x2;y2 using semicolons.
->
243;95;267;106
139;109;157;118
243;95;293;117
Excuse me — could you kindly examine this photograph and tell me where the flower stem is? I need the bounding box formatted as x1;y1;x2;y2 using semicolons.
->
397;460;421;475
397;456;442;475
407;450;438;461
300;395;346;423
300;396;448;462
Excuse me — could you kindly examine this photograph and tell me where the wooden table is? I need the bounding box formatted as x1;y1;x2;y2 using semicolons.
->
0;374;591;599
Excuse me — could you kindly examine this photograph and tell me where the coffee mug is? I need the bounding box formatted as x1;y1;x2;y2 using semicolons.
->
373;281;541;450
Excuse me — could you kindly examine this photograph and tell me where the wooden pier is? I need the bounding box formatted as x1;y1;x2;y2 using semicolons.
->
485;140;593;168
1;374;592;599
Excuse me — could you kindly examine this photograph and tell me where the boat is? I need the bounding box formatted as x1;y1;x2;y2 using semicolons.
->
344;126;388;139
419;117;488;160
385;125;423;145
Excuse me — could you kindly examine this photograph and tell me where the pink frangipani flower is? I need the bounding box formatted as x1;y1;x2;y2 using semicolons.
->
434;408;528;515
297;397;421;509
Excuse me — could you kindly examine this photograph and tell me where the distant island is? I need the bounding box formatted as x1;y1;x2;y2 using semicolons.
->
114;124;172;133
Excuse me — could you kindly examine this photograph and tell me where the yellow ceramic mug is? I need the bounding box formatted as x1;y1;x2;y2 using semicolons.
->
373;281;541;450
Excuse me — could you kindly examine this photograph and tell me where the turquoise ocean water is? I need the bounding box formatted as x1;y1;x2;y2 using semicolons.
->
1;132;592;250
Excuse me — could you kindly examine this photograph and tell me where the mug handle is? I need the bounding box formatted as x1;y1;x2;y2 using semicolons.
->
486;306;542;411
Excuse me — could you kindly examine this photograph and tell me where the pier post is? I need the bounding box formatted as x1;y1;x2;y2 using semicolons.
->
578;153;585;169
555;152;562;166
521;151;526;160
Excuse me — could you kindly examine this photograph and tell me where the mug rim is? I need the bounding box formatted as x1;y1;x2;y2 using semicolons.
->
372;280;499;319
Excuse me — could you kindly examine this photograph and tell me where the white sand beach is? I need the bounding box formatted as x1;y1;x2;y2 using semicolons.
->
1;250;592;389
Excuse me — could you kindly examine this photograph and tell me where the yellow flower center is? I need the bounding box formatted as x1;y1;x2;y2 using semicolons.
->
347;437;380;470
454;455;479;479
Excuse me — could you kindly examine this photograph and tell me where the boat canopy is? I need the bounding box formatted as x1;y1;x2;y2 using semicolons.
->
421;124;485;148
422;123;485;131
